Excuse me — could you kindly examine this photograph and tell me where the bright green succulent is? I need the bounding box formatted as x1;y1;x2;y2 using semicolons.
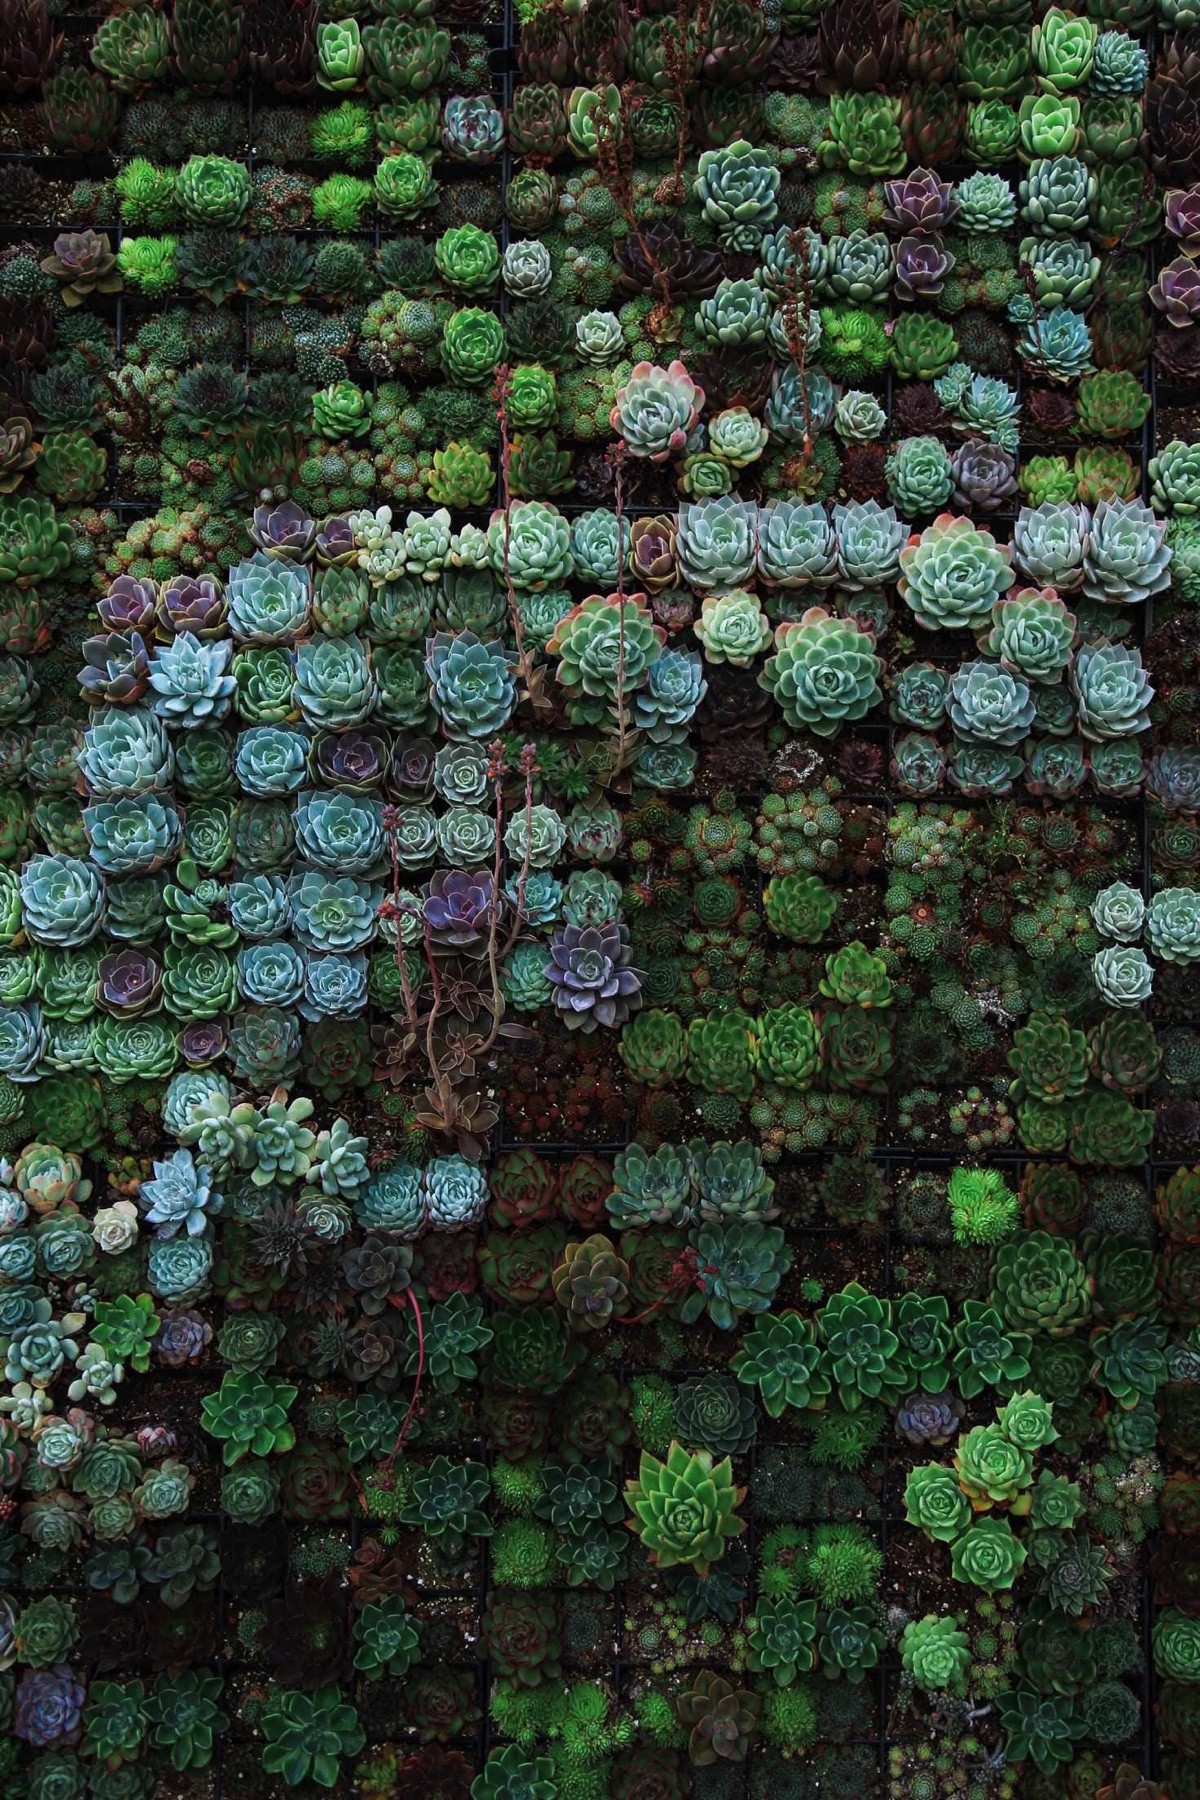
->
817;1283;901;1409
199;1371;297;1465
900;1616;972;1693
624;1441;746;1575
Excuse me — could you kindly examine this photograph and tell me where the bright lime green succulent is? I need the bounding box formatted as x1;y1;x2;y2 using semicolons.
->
1032;6;1097;93
624;1441;746;1575
176;155;250;227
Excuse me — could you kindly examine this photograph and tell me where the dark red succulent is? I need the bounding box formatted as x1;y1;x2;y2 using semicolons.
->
819;0;902;90
97;948;161;1018
396;1747;474;1800
615;220;723;298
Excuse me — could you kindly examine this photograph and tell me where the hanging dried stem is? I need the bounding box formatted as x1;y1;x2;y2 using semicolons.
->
781;227;815;460
612;439;630;773
494;364;543;711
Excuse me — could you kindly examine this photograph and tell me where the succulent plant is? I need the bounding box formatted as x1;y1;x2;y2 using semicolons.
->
898;513;1015;633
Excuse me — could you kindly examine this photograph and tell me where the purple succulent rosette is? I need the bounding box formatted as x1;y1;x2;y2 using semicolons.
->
1151;254;1200;327
423;869;497;953
545;920;643;1031
882;167;959;235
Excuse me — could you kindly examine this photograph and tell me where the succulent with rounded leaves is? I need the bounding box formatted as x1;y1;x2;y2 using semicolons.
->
544;920;641;1033
756;502;838;589
951;440;1018;514
1077;370;1150;441
1018;307;1095;382
1019;93;1082;158
709;408;769;468
947;661;1036;747
39;231;121;307
883;167;958;235
898;513;1014;632
80;709;173;799
695;140;780;251
676;500;758;591
955;171;1017;232
1152;257;1200;328
611;362;705;461
424;631;517;741
886;436;955;516
1020;156;1096;235
901;1616;971;1693
1070;641;1152;740
981;588;1076;682
1081;498;1171;605
434;224;499;295
176;156;251;228
832;500;907;591
442;308;506;386
294;636;376;730
1092;945;1153;1007
1151;440;1200;517
952;1516;1027;1590
758;609;882;738
546;593;664;728
19;855;104;948
424;1155;488;1230
138;1149;219;1239
1011;502;1089;593
226;555;311;645
486;501;573;591
1148;888;1200;964
374;152;437;220
148;635;236;730
575;309;623;364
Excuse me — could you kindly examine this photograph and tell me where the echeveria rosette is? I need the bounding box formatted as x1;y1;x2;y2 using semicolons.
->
757;609;882;739
544;921;642;1033
898;514;1015;633
1070;641;1153;741
980;587;1077;683
1080;497;1172;606
623;1441;746;1575
547;593;665;729
611;361;705;461
694;139;780;251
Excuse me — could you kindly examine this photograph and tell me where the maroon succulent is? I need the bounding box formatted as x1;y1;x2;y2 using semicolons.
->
615;221;723;297
97;947;162;1017
1152;255;1200;327
950;438;1018;513
38;231;120;306
78;632;151;705
0;0;62;96
819;0;903;90
1156;321;1200;384
98;576;158;636
882;168;958;236
893;233;954;301
315;729;388;791
156;574;227;639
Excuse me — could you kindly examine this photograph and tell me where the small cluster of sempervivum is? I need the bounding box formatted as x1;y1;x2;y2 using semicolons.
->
0;0;1193;1791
